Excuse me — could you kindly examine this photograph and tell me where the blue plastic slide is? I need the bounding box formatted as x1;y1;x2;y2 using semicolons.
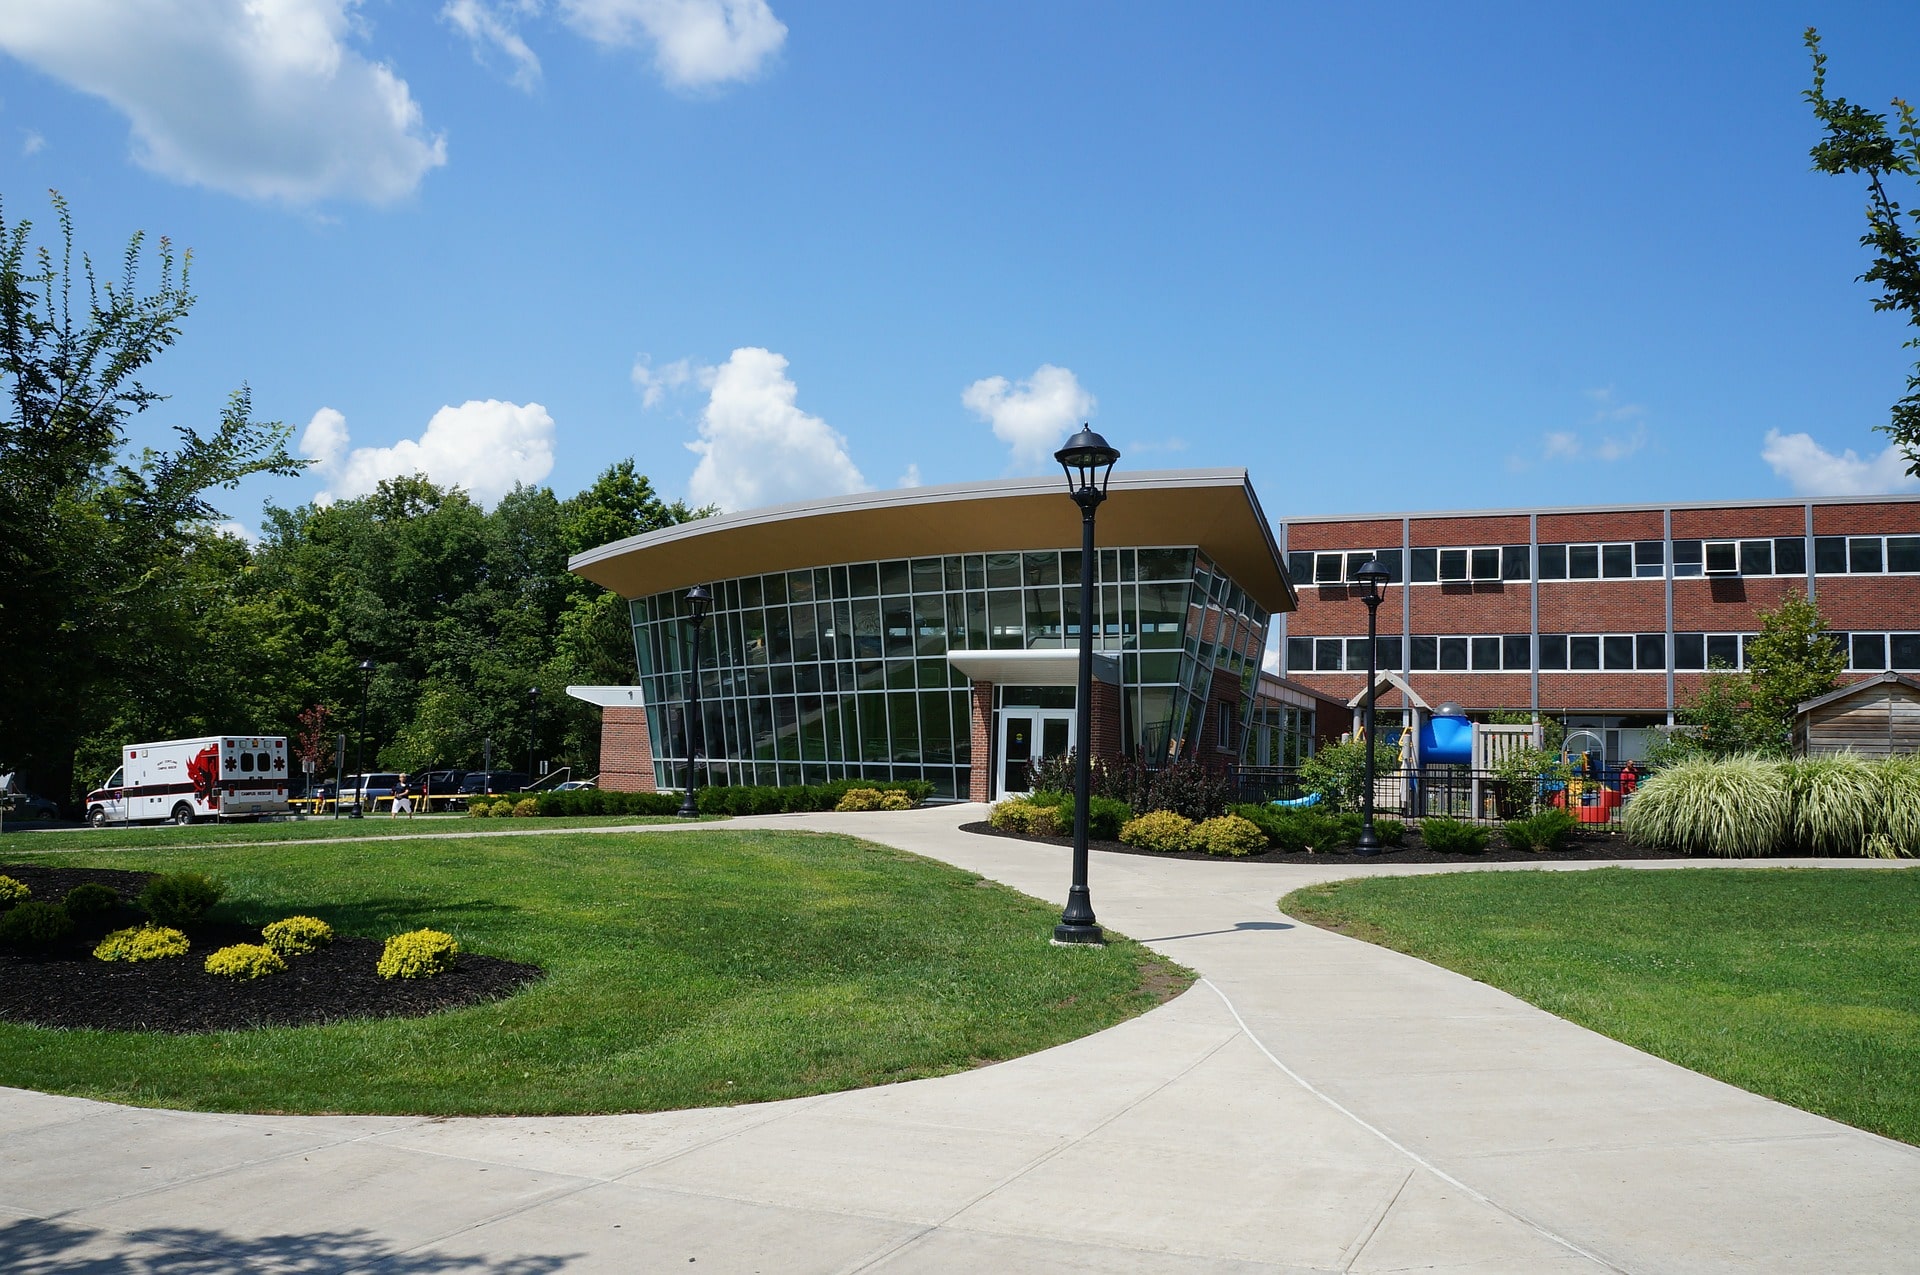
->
1269;791;1323;808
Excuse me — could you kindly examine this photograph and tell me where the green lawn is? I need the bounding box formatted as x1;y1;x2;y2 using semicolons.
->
1282;867;1920;1145
1;814;712;853
2;829;1186;1115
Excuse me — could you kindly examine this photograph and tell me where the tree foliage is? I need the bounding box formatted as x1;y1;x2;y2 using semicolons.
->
1672;590;1844;759
1805;28;1920;474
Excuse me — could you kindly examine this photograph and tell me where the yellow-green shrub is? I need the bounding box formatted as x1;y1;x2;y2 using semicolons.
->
467;800;494;818
377;928;460;979
94;924;190;962
990;799;1062;836
835;787;885;812
879;791;913;810
1191;814;1266;857
0;875;29;908
511;798;539;818
1120;810;1196;852
205;942;287;979
262;915;334;956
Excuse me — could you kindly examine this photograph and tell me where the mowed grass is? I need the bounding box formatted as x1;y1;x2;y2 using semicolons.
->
2;814;711;853
1282;867;1920;1144
2;829;1189;1115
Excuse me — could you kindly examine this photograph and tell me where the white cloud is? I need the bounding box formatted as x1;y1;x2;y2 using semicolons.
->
20;128;43;156
212;519;259;545
1761;430;1920;496
896;463;923;489
1511;388;1649;470
558;0;785;87
685;347;865;510
631;354;695;408
299;400;556;506
961;364;1097;472
443;0;542;90
0;0;446;204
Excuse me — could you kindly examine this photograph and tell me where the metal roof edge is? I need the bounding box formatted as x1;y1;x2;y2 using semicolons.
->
1279;491;1920;527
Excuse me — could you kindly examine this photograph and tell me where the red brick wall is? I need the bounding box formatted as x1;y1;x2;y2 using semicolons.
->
1539;581;1664;631
1813;504;1920;534
1814;576;1920;629
1410;515;1530;546
599;705;657;793
1090;680;1122;763
1672;506;1804;537
1672;577;1798;629
1538;673;1668;712
1416;583;1532;633
1286;519;1401;552
1536;510;1663;541
968;681;993;801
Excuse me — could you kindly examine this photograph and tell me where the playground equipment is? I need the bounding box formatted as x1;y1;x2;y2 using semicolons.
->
1546;730;1626;823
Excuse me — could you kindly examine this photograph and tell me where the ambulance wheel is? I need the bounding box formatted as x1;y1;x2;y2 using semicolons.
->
171;804;196;826
87;806;107;828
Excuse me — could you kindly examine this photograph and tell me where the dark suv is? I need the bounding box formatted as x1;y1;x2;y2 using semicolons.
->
457;771;531;798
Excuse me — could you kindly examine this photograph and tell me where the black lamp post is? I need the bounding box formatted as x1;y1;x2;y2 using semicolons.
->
1053;426;1120;946
527;685;540;779
678;584;713;818
353;658;375;818
1352;559;1391;854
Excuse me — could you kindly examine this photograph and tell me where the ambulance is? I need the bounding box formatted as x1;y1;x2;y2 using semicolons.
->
85;736;292;826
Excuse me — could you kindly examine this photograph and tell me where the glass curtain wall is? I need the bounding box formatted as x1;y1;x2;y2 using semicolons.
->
630;546;1272;797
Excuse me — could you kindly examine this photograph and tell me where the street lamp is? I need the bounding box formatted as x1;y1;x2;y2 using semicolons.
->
677;584;713;818
1352;559;1392;854
527;685;540;779
353;658;375;819
1053;426;1120;946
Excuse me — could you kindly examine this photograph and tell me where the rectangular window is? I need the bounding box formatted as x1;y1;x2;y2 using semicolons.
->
1503;634;1531;669
1501;544;1531;580
1850;537;1885;573
1470;547;1501;581
1569;636;1600;670
1287;551;1312;585
1471;636;1501;670
1636;633;1666;670
1346;551;1376;581
1739;540;1773;576
1603;635;1634;670
1706;634;1740;668
1602;544;1634;578
1315;552;1346;584
1346;638;1373;670
1217;703;1233;749
1634;541;1665;577
1376;635;1404;670
1704;541;1739;574
1814;536;1848;574
1852;632;1887;671
1672;539;1703;577
1438;548;1468;582
1375;548;1403;582
910;557;944;594
1286;637;1312;671
1537;544;1567;580
880;560;911;595
1892;633;1920;670
1410;636;1438;670
1314;639;1343;671
1539;634;1568;670
1410;547;1438;583
1438;637;1469;670
1568;545;1600;579
1775;536;1807;575
1890;537;1920;573
1674;633;1705;670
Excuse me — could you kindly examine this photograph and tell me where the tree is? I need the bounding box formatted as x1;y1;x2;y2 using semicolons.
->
1672;590;1843;758
0;193;305;800
1805;28;1920;475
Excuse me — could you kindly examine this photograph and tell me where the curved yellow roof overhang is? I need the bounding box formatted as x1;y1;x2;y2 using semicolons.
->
569;468;1297;614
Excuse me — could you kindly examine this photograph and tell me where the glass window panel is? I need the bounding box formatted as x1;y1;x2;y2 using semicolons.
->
1671;539;1703;577
1471;636;1501;670
851;599;882;659
740;575;764;608
1410;547;1438;582
1139;652;1182;682
1636;633;1666;670
1704;541;1739;574
829;564;849;599
1890;537;1920;573
1603;635;1634;669
1775;537;1807;575
987;590;1023;649
1852;632;1887;670
1538;634;1567;669
762;572;787;605
914;595;946;655
919;691;953;763
1314;639;1343;671
1287;551;1312;584
1850;538;1885;573
1410;636;1439;670
885;660;916;690
1315;552;1345;583
1537;544;1567;580
1568;545;1600;579
1138;582;1188;649
882;603;913;658
1136;548;1193;580
1674;633;1705;669
1502;545;1531;580
984;552;1020;589
1026;588;1063;646
1346;551;1374;580
1438;549;1468;581
1438;637;1469;670
880;560;911;594
1346;638;1372;669
1377;548;1403;582
964;594;987;650
848;563;878;597
1814;536;1848;573
1023;550;1060;587
789;603;818;662
1891;633;1920;669
1634;541;1665;577
1499;634;1529;669
1706;634;1740;668
902;558;937;594
1602;544;1633;578
1568;636;1600;670
1376;636;1403;670
1470;547;1500;580
1739;540;1773;576
1286;636;1312;672
787;570;814;603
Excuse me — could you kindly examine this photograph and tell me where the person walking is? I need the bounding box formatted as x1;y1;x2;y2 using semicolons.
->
392;773;414;818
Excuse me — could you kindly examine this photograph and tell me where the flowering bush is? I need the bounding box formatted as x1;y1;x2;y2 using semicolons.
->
94;924;191;962
262;915;334;956
0;875;29;908
1190;814;1267;857
204;943;287;980
1120;810;1196;853
377;928;460;979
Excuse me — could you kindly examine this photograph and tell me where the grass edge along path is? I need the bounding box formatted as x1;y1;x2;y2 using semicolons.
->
0;828;1192;1117
1281;866;1920;1146
0;814;719;854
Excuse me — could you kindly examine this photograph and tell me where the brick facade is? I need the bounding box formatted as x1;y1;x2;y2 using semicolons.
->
598;705;657;792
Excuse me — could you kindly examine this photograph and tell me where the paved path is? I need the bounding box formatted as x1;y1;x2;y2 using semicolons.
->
4;807;1916;1273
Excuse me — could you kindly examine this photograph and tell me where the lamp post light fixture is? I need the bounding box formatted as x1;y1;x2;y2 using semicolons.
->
1052;426;1121;946
353;658;375;819
1352;559;1392;855
527;685;540;779
677;584;714;818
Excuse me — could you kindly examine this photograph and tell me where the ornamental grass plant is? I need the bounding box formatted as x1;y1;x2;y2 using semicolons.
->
1873;754;1920;855
1784;754;1881;856
1623;754;1792;857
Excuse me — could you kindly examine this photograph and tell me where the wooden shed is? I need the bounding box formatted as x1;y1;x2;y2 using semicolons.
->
1793;673;1920;757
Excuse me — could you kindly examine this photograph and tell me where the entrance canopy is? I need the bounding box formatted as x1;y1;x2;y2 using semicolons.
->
946;649;1120;686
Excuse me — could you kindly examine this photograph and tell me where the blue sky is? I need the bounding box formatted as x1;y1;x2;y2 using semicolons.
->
5;1;1920;534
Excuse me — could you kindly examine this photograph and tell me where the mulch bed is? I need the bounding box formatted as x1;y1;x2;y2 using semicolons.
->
0;864;542;1034
961;821;1696;864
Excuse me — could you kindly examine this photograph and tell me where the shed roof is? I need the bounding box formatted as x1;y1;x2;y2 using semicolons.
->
1795;672;1920;715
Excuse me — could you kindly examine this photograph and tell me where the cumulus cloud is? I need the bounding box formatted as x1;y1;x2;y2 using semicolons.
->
443;0;543;90
558;0;786;87
961;364;1097;472
631;354;696;408
1761;430;1920;496
299;400;556;506
685;348;865;510
897;463;923;489
0;0;446;204
20;129;44;156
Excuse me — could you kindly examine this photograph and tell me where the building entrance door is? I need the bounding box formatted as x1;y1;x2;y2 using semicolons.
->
998;709;1075;799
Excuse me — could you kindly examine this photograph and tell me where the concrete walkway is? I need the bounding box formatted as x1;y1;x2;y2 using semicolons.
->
3;807;1916;1273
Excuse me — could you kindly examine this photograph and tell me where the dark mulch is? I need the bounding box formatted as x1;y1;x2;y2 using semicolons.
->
0;864;542;1034
960;821;1695;864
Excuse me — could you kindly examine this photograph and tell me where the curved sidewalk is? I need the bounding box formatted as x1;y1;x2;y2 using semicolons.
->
3;807;1915;1273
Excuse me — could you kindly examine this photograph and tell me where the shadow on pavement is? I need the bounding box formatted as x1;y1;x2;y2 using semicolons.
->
1139;920;1293;942
0;1217;579;1274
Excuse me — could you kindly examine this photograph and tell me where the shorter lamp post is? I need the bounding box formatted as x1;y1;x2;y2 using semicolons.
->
1053;426;1120;946
1352;560;1391;854
678;584;713;818
353;658;375;818
527;685;540;779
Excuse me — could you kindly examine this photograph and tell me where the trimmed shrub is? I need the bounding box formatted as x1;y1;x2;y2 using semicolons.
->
204;943;287;980
835;787;886;812
377;928;460;979
511;798;539;818
1191;814;1266;857
1231;804;1397;852
1874;754;1920;856
1785;754;1880;856
138;871;226;925
0;874;29;908
468;800;495;817
262;915;334;956
94;924;191;962
1419;817;1490;855
1120;810;1196;852
1502;808;1579;854
879;791;913;810
990;799;1062;837
0;900;72;950
1624;754;1792;857
62;882;120;924
1028;792;1131;841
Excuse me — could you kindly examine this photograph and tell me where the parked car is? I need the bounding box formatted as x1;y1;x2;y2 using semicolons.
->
456;771;531;798
1;784;60;821
339;772;403;812
550;780;596;792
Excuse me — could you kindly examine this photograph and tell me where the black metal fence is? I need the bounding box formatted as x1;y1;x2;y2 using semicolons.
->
1230;764;1636;829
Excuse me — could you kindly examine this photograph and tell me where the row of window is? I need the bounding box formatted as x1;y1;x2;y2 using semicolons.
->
1291;534;1920;586
1288;632;1920;674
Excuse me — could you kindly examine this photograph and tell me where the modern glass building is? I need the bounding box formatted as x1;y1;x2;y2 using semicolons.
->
569;471;1295;799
